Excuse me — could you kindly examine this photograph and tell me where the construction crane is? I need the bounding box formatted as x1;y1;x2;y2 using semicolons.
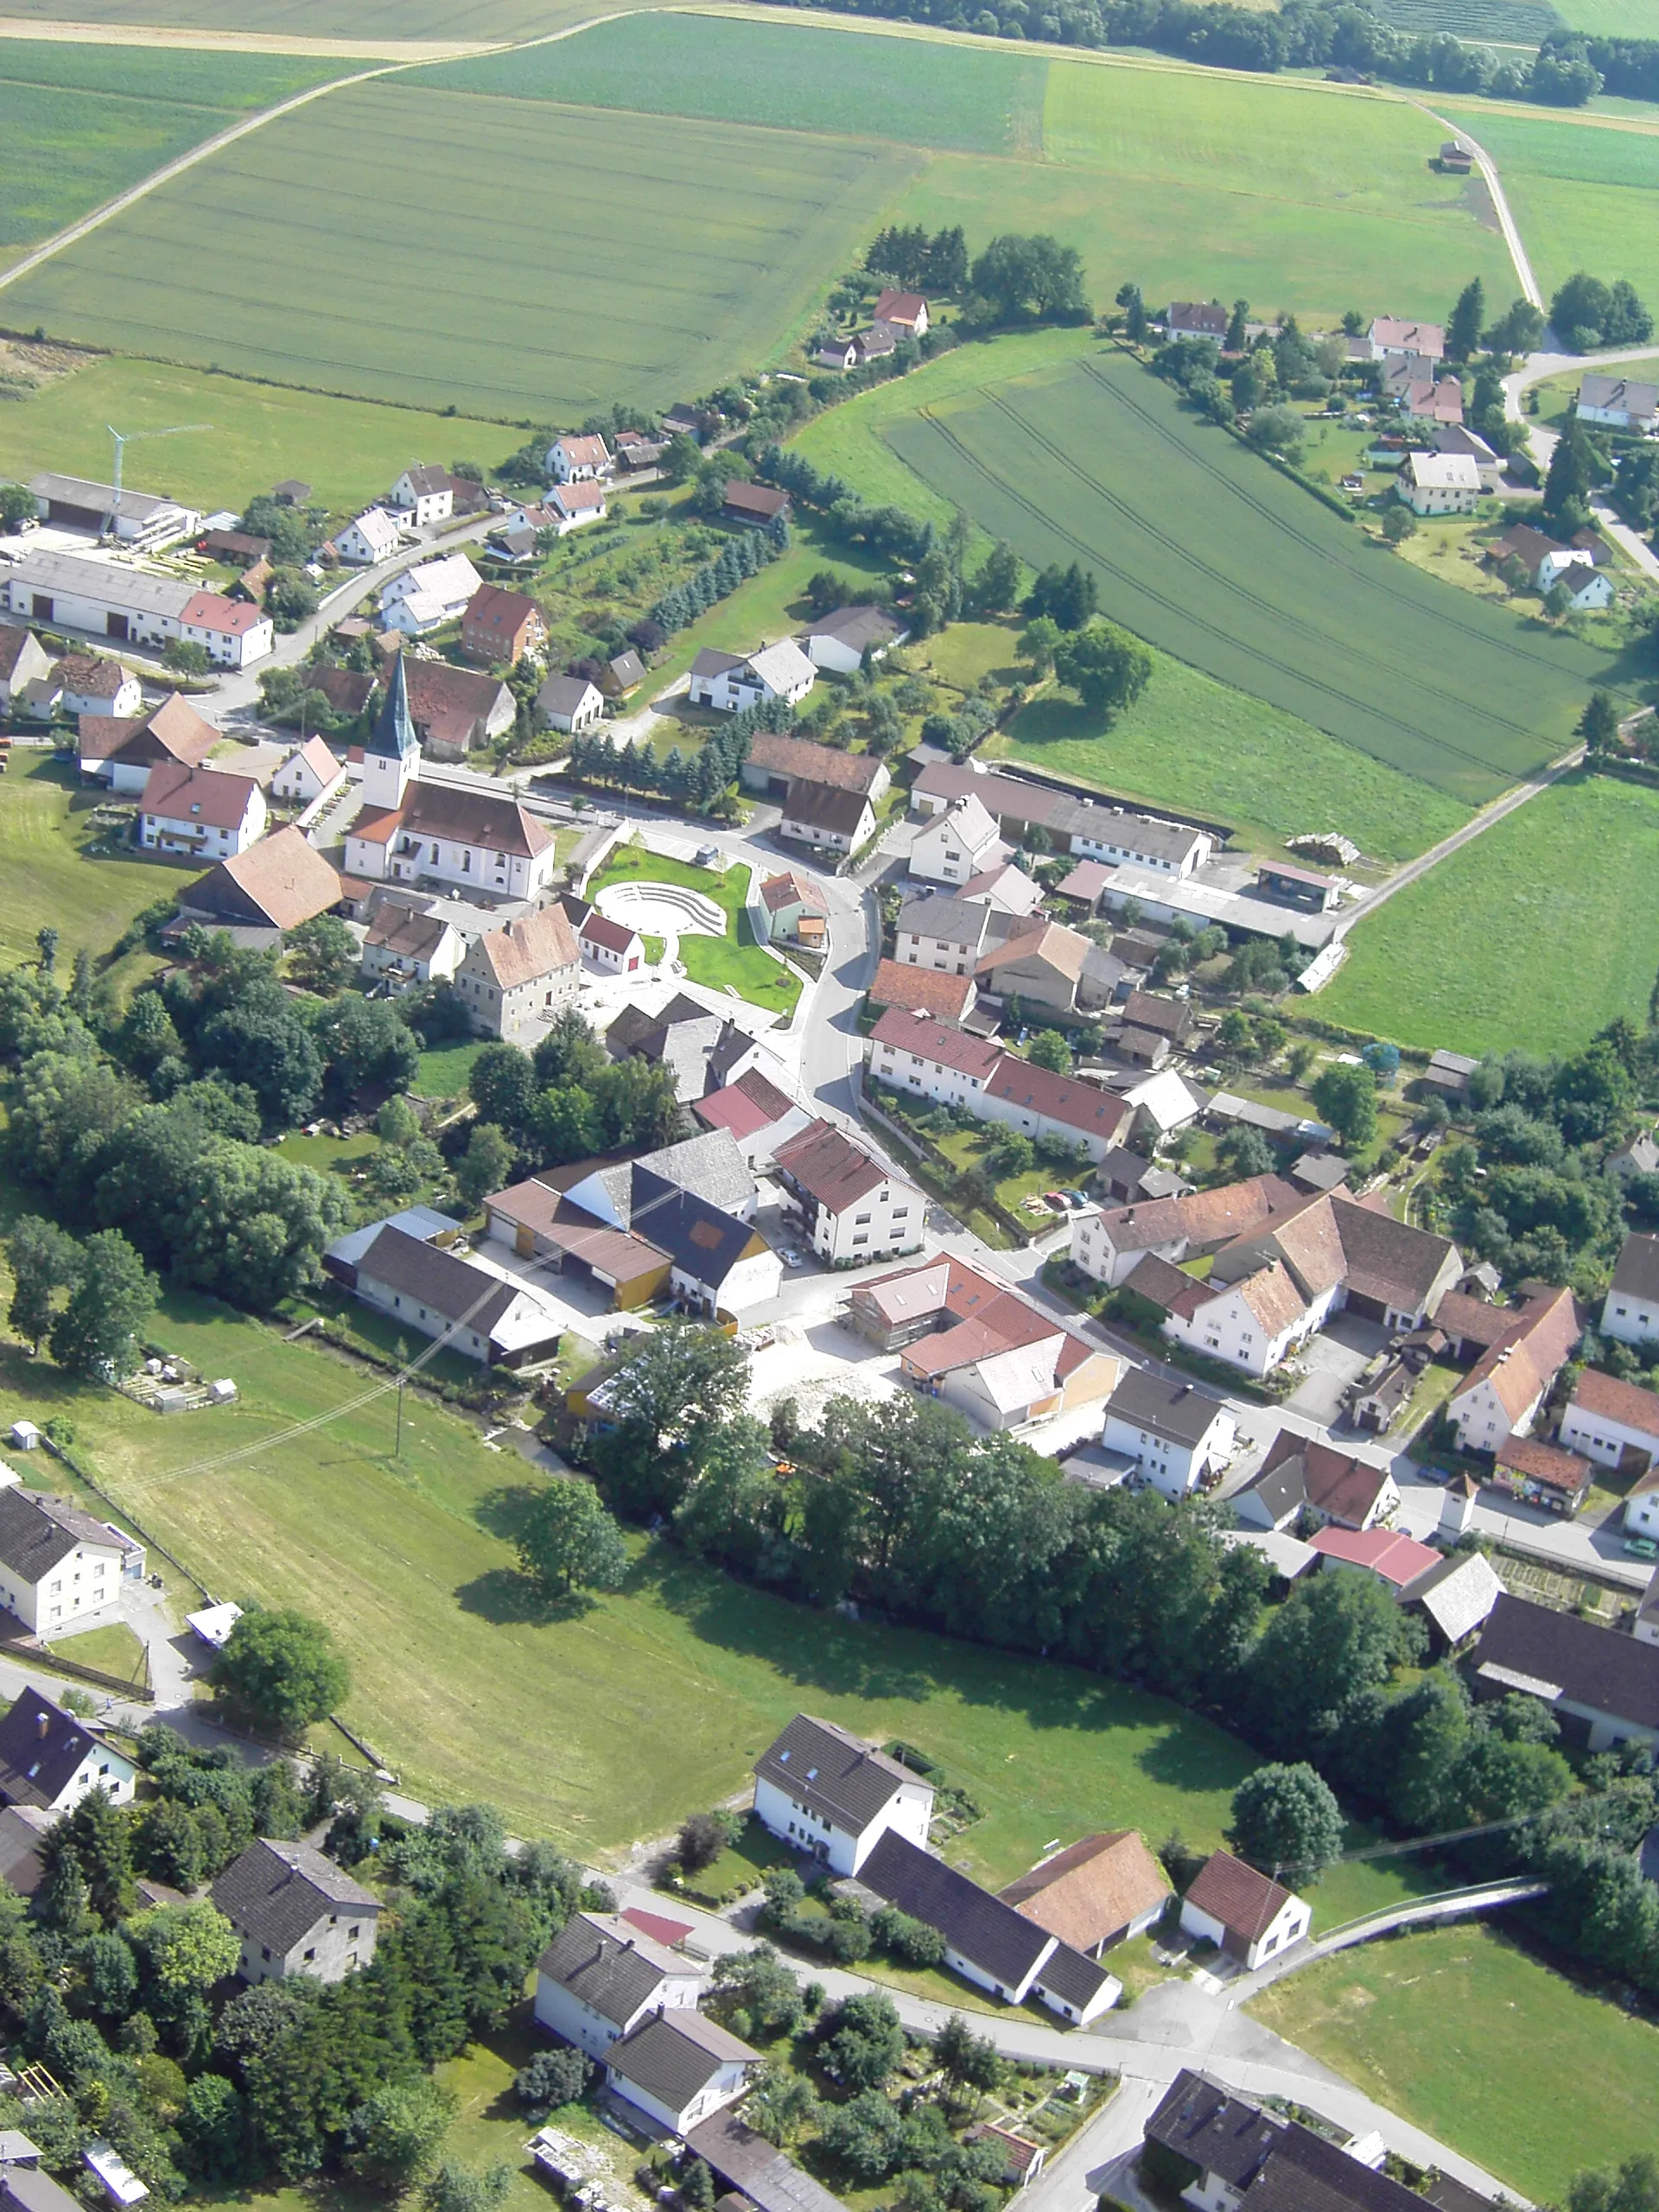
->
105;421;210;535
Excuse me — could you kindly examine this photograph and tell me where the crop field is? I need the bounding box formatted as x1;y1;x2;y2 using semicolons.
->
0;354;524;518
1320;772;1659;1057
0;0;612;35
0;41;348;266
1555;0;1659;31
0;752;175;971
1252;1924;1659;2200
420;10;1048;153
1440;101;1659;303
885;348;1611;803
3;78;919;416
1366;0;1561;36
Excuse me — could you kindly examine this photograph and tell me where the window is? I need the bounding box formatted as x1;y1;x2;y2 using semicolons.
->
303;1948;316;1962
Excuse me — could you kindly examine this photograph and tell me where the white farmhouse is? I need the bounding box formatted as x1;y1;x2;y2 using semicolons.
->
138;761;267;859
1603;1234;1659;1350
868;1006;1001;1109
771;1119;924;1265
533;1911;701;2061
546;434;613;484
1100;1369;1236;1501
1400;451;1480;516
0;1484;144;1634
1560;1366;1659;1475
909;793;1006;887
752;1713;935;1874
270;735;346;808
605;2012;757;2136
0;1688;137;1812
388;465;454;527
380;553;483;638
687;640;817;714
334;507;404;566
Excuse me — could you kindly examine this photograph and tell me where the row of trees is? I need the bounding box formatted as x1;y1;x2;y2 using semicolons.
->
863;221;1087;326
562;692;779;810
649;507;789;633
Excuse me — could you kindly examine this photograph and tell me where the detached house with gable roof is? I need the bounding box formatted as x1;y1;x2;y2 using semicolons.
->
606;2011;759;2136
454;906;582;1043
546;434;613;484
772;1119;924;1264
1179;1851;1308;1970
212;1837;380;1985
0;1689;136;1813
1445;1286;1580;1453
1101;1369;1236;1500
910;794;1006;887
138;761;266;859
388;465;454;527
0;1484;144;1635
533;1910;702;2060
753;1713;935;1874
1601;1233;1659;1350
687;640;816;715
868;1007;1001;1109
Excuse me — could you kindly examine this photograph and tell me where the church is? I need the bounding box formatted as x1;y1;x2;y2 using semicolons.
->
343;652;561;899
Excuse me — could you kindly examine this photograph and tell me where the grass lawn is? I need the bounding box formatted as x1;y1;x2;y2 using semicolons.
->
885;349;1617;805
5;78;921;417
647;522;894;702
1250;1923;1659;2199
0;752;172;971
0;1288;1264;1865
411;1039;487;1102
591;849;799;1019
433;2019;638;2212
1321;770;1659;1058
49;1619;149;1682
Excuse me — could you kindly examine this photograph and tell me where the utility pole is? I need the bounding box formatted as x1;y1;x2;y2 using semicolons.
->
105;421;211;535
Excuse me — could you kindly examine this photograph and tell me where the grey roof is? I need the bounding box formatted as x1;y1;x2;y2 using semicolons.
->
210;1839;380;1956
687;2113;851;2212
1104;1369;1230;1449
537;674;601;718
397;464;450;497
0;1486;136;1585
0;1805;52;1897
1033;1938;1117;2010
537;1912;689;2028
629;1174;760;1292
805;606;904;652
356;1225;520;1335
1397;1551;1502;1645
785;781;869;836
897;893;992;950
1611;1233;1659;1306
366;650;417;761
28;473;184;524
0;1691;122;1812
859;1832;1053;1987
634;1129;756;1211
1;2166;85;2212
1580;372;1659;415
1248;2117;1444;2212
607;2009;757;2111
691;648;746;679
754;1713;918;1834
1476;1592;1659;1732
2;548;194;620
1147;2070;1282;2188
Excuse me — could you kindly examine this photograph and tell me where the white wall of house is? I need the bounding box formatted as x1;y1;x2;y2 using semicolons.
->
780;801;873;855
689;662;816;714
788;1177;923;1265
1603;1285;1659;1349
1560;1400;1659;1472
1101;1406;1236;1501
235;1906;376;1985
532;1967;697;2061
1071;1213;1179;1288
1068;823;1211;877
895;925;982;976
909;809;1000;886
1447;1372;1545;1453
696;1247;783;1320
752;1773;933;1874
606;2056;750;2137
1626;1490;1659;1538
374;828;560;901
1179;1890;1306;1970
454;957;578;1044
868;1039;990;1109
0;1531;136;1637
973;1087;1120;1164
1161;1281;1319;1378
142;785;267;857
271;750;345;804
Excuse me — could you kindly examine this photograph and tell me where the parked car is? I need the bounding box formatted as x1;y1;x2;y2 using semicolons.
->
1624;1535;1658;1560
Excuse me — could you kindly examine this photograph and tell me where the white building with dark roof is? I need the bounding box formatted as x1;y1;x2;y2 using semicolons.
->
772;1119;924;1264
1101;1370;1236;1500
752;1713;934;1874
798;604;906;673
0;1483;145;1634
605;2010;758;2135
0;1689;136;1813
687;640;816;714
1179;1850;1307;1970
1601;1233;1659;1350
211;1837;381;1984
345;1224;564;1366
534;1910;702;2059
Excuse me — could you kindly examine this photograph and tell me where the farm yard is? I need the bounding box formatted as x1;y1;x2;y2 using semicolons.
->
1320;772;1659;1058
0;38;348;267
1250;1923;1659;2202
0;79;921;416
884;348;1611;804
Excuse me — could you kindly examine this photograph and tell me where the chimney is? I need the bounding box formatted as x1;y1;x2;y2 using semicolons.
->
36;1712;49;1740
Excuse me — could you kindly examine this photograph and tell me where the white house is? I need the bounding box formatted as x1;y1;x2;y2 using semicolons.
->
0;1483;144;1637
380;553;483;638
1178;1850;1309;1969
1626;1477;1659;1541
772;1119;924;1265
687;640;817;714
388;465;454;527
1577;373;1659;432
537;674;604;734
1367;316;1444;361
909;793;1006;887
533;1911;701;2061
334;507;404;566
779;780;874;856
0;550;270;667
0;1688;137;1813
605;2011;757;2136
1100;1369;1236;1501
1560;1366;1659;1475
1145;1259;1320;1380
547;480;608;533
1603;1234;1659;1349
270;735;346;807
868;1006;1001;1109
138;761;268;858
1537;548;1613;609
580;911;644;974
343;1223;564;1365
974;1055;1135;1165
361;904;467;990
798;604;907;674
212;1838;380;1986
546;434;613;484
0;625;53;715
752;1713;935;1874
1443;1287;1579;1454
894;893;995;975
57;654;142;719
454;906;582;1043
1400;450;1480;516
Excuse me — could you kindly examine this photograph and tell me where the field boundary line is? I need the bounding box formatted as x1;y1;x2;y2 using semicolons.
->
0;8;639;306
0;16;505;58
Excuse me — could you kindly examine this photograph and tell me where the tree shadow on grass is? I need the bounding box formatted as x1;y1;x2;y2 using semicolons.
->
455;1565;596;1627
473;1481;546;1543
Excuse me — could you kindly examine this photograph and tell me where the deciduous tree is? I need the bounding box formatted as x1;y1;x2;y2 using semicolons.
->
1229;1763;1344;1880
212;1609;349;1733
515;1481;629;1597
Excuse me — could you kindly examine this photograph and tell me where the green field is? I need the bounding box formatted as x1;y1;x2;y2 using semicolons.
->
1440;101;1659;306
0;0;613;35
3;78;920;416
1251;1924;1659;2200
1321;771;1659;1056
0;41;349;266
0;753;173;971
0;354;525;518
1554;0;1659;32
885;348;1614;803
420;10;1048;153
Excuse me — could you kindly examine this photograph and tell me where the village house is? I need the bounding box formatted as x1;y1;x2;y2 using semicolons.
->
0;626;53;715
537;673;605;734
580;910;644;975
910;762;1214;878
873;289;930;336
212;1838;380;1985
333;507;404;565
1165;302;1229;338
723;480;792;528
1475;1592;1659;1751
1493;1433;1593;1516
976;918;1096;1015
1625;1469;1659;1540
1144;2070;1451;2212
613;429;664;471
605;2011;759;2136
548;480;608;533
1073;1175;1300;1289
1308;1524;1440;1593
361;903;467;991
999;1831;1172;1955
1126;1250;1319;1379
1233;1433;1401;1534
1601;1233;1659;1348
1368;315;1445;360
533;1911;701;2059
798;604;907;673
177;825;341;939
1100;1369;1236;1500
1431;422;1505;491
388;465;454;527
868;1007;1001;1108
975;1055;1135;1162
546;433;613;483
56;653;142;719
1;549;271;667
1400;451;1480;515
0;1689;136;1815
270;734;346;808
1444;1286;1580;1453
1398;1548;1503;1652
895;892;995;975
1577;373;1659;433
693;1065;814;1169
962;861;1044;918
772;1119;924;1264
379;552;483;638
1179;1851;1309;1969
337;1221;564;1365
868;957;976;1025
1560;1365;1659;1476
753;1713;934;1874
1402;378;1465;426
454;906;582;1043
910;793;1007;886
755;869;830;950
138;761;267;859
1609;1132;1659;1180
79;692;218;793
740;728;889;805
461;583;548;666
688;639;816;714
607;1001;764;1103
779;781;874;856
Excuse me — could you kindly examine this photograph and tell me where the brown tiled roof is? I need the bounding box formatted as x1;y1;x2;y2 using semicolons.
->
463;582;543;647
976;918;1089;984
471;906;579;988
1571;1364;1659;1438
1495;1434;1591;1491
1455;1286;1580;1424
140;760;259;830
404;658;512;752
747;729;884;796
305;664;375;716
1431;1291;1516;1351
760;869;826;914
1236;1261;1312;1336
1329;1194;1456;1313
403;779;550;860
867;959;974;1022
1122;988;1191;1037
872;1006;1000;1080
582;912;638;956
773;1118;894;1212
187;824;341;931
1095;1175;1300;1257
56;652;130;698
1185;1849;1299;1942
999;1830;1171;1950
1255;1432;1395;1528
724;480;791;521
984;1057;1132;1144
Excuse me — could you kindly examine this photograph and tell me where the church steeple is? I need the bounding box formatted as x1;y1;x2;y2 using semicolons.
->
362;649;418;810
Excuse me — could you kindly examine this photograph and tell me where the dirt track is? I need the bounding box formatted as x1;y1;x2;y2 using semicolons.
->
0;14;498;54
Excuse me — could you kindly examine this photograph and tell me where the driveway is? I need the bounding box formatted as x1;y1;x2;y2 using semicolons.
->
1281;1313;1389;1427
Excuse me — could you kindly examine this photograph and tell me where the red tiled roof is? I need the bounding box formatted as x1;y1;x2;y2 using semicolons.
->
773;1118;896;1213
140;760;259;830
872;1006;1001;1080
180;590;264;635
1308;1526;1440;1587
1495;1434;1592;1492
985;1056;1132;1144
582;912;639;956
867;959;974;1022
1571;1364;1659;1438
1185;1850;1298;1942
